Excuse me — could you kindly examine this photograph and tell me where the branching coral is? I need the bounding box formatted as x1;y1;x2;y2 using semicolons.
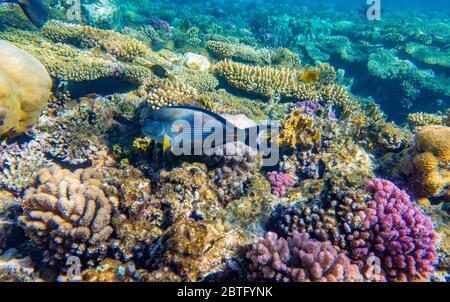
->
408;112;445;129
347;179;438;281
138;78;198;109
1;30;150;83
207;40;272;64
246;231;363;282
214;59;350;105
18;166;115;265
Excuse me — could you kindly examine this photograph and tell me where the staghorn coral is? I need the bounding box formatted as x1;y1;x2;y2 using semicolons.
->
347;179;438;281
246;231;364;282
0;40;52;137
18;165;115;266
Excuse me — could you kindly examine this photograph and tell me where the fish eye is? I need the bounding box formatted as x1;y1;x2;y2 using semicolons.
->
143;119;165;136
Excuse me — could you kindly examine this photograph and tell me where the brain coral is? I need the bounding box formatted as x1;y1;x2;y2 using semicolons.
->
0;40;52;137
18;166;115;265
412;126;450;200
246;231;363;282
347;179;438;281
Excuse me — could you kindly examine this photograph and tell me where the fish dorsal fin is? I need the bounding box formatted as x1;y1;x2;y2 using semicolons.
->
167;105;237;128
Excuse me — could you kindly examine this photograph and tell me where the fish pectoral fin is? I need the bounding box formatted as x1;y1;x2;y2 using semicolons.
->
163;136;171;152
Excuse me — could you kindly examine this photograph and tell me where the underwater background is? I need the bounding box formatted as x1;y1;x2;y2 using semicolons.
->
0;0;449;282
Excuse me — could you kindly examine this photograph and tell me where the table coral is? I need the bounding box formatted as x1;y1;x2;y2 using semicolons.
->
0;40;52;137
215;59;349;106
18;166;115;266
246;231;364;282
347;179;438;281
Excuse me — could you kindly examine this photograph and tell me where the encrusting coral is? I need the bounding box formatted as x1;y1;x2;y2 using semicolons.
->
18;166;115;266
0;40;52;137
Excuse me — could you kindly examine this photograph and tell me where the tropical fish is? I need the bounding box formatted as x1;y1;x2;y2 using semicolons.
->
142;106;273;154
300;70;319;83
0;0;48;28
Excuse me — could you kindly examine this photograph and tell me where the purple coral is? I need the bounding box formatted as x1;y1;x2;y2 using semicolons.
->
246;231;364;282
289;100;336;119
347;179;438;281
147;18;171;32
267;171;294;197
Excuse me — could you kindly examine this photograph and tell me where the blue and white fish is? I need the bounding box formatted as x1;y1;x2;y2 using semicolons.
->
0;0;48;28
142;106;274;154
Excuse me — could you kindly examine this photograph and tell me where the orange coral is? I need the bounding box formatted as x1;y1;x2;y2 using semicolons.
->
412;126;450;200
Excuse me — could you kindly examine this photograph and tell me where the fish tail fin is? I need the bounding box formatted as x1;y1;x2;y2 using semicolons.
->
17;0;48;28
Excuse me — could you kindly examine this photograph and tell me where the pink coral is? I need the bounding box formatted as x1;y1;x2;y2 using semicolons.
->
347;179;438;281
267;171;294;197
246;231;363;282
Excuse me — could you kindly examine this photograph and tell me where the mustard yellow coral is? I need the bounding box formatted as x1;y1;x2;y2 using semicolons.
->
0;40;52;137
215;59;350;106
278;108;321;149
408;112;444;129
413;126;450;200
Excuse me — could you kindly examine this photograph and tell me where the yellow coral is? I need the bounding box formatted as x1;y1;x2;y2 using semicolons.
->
408;112;444;129
412;126;450;200
0;40;52;137
133;137;152;151
138;78;198;109
278;108;321;149
214;59;349;106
